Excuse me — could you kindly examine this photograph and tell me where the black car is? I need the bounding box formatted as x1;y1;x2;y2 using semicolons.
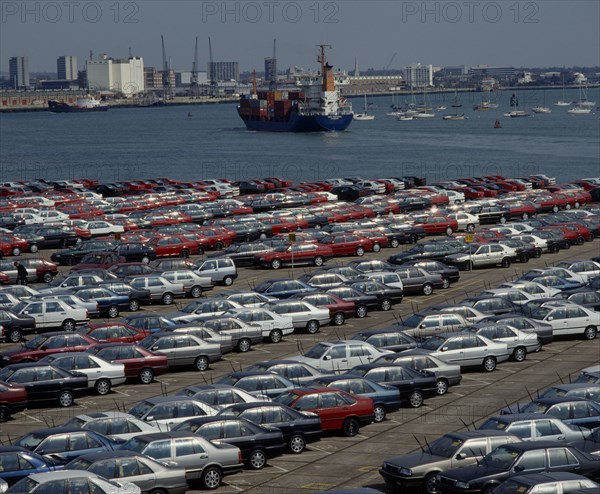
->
331;185;372;201
208;242;282;267
467;205;511;224
489;472;600;494
393;266;446;295
400;260;460;287
0;363;89;407
326;286;380;318
436;441;600;493
21;226;81;249
113;243;157;263
350;328;419;352
458;296;522;316
50;240;117;266
346;364;438;408
388;240;466;264
513;397;600;429
0;309;36;343
95;183;127;197
172;416;285;470
491;238;542;263
344;280;403;311
98;281;152;311
217;402;322;454
70;287;132;318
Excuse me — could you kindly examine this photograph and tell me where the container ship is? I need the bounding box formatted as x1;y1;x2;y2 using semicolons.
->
238;45;353;132
48;96;109;113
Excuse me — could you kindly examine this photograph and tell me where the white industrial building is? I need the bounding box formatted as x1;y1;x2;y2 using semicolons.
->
404;63;434;88
86;55;145;96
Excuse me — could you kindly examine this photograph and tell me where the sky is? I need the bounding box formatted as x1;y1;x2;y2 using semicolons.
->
1;0;599;74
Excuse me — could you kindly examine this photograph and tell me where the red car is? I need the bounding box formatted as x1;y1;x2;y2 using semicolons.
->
412;216;459;236
0;380;28;422
0;332;99;364
148;235;199;258
297;293;356;326
352;230;389;251
88;342;169;384
0;234;29;256
274;387;375;436
255;243;334;270
19;258;59;283
319;234;375;257
76;322;150;343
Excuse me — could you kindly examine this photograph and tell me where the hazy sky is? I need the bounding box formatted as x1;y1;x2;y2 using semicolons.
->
1;1;599;73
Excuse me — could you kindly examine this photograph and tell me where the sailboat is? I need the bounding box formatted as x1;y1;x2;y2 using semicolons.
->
451;90;462;108
568;85;592;114
574;84;595;108
532;90;551;113
555;76;571;106
354;94;375;121
443;113;466;120
505;92;530;117
473;89;499;111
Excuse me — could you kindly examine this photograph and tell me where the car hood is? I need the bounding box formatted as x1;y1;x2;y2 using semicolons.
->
385;451;452;470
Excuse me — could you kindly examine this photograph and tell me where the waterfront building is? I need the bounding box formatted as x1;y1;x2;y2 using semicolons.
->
9;57;29;89
86;54;145;96
57;56;77;80
404;63;434;88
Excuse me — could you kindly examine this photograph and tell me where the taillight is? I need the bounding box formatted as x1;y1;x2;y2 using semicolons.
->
238;450;243;464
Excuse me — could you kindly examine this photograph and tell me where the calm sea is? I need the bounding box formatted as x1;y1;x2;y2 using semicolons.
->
1;88;598;184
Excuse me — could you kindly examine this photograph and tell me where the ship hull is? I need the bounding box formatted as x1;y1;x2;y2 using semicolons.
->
48;101;109;113
238;108;353;132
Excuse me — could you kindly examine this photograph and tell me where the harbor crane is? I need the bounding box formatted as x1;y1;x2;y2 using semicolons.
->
384;52;397;71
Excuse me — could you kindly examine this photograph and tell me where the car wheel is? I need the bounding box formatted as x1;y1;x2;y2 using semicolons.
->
519;253;530;263
108;305;119;318
65;256;77;266
355;246;366;257
463;261;473;271
194;356;209;371
139;368;154;384
58;390;74;407
237;338;251;353
201;466;222;490
373;243;382;252
248;449;267;470
482;486;497;494
356;305;368;318
12;247;21;256
42;272;54;283
8;328;22;343
422;283;433;295
522;212;529;220
482;356;497;372
129;299;140;311
584;325;597;340
445;227;453;236
373;404;386;423
288;434;306;454
409;390;424;408
269;329;283;343
0;405;10;422
162;293;174;305
534;249;542;258
552;205;559;213
306;320;320;334
566;203;572;210
29;243;39;253
197;246;205;256
436;379;449;396
140;255;150;264
333;312;345;326
94;378;111;395
191;286;203;298
179;249;190;259
314;256;324;267
410;234;418;244
343;417;360;437
564;242;571;249
214;242;224;251
575;201;581;208
576;235;585;245
550;244;560;254
271;259;282;270
501;257;511;268
62;319;76;331
466;223;475;232
380;298;392;311
512;346;527;362
59;238;69;249
500;216;507;224
223;275;234;286
391;239;400;248
441;277;450;289
425;473;440;494
259;232;268;240
535;338;543;353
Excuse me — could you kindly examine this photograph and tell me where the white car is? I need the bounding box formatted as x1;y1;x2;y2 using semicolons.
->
531;304;600;340
289;340;392;373
223;291;276;308
445;189;465;204
472;324;540;361
356;180;386;195
40;352;126;395
13;212;45;225
83;220;125;236
508;222;535;232
480;288;538;305
63;411;161;440
226;308;294;343
448;212;479;232
128;396;218;430
366;271;404;290
263;300;330;334
498;281;561;298
9;471;140;494
37;210;70;223
11;298;89;330
555;260;600;283
490;226;522;236
33;294;100;318
513;234;556;253
0;285;40;299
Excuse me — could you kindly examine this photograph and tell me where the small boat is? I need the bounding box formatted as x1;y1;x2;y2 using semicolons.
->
532;106;552;114
494;119;502;128
568;107;592;114
573;84;596;108
451;90;462;108
412;112;436;118
398;115;414;121
508;111;531;118
354;94;375;121
48;96;109;113
437;106;447;111
443;114;465;120
555;101;571;107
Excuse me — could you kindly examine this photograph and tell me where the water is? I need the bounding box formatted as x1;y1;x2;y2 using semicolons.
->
1;88;598;184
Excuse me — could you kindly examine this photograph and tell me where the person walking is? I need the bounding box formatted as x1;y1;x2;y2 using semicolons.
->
14;261;28;285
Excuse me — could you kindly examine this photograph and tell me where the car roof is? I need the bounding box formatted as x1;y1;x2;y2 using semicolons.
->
486;413;556;422
530;397;592;405
136;396;203;405
23;470;100;482
23;426;92;437
123;431;199;442
74;450;149;462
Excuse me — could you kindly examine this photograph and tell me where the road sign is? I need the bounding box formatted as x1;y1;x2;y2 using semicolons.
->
464;233;474;243
288;233;296;242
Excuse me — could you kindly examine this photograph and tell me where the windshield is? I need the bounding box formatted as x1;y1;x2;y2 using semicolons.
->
540;387;565;399
4;477;38;494
481;446;520;469
402;314;425;328
531;307;552;320
421;336;445;351
520;402;547;413
427;435;463;457
63;416;86;428
304;343;330;359
120;436;149;454
128;401;153;418
273;392;301;407
15;433;45;450
25;334;48;349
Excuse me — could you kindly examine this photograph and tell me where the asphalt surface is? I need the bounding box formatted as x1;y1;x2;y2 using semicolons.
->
1;238;599;493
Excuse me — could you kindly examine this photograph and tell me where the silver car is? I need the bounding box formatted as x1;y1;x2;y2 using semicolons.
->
263;300;330;334
128;396;218;430
531;304;600;340
469;324;540;360
175;384;270;409
168;299;243;324
119;431;244;488
139;332;221;371
397;312;469;339
66;450;188;494
160;270;213;298
478;413;591;442
223;291;276;308
126;275;186;305
419;333;510;372
6;471;140;494
201;317;264;353
63;412;161;441
225;308;295;343
171;326;234;354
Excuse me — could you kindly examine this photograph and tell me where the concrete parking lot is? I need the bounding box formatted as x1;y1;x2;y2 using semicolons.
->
1;239;598;493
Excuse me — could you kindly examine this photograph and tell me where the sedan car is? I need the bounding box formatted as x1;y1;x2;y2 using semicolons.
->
216;371;296;399
514;397;600;429
126;275;186;305
75;322;150;344
65;450;188;494
263;299;330;334
63;411;161;441
530;304;600;340
118;431;243;489
0;381;27;422
127;396;218;430
345;279;404;310
489;472;600;494
0;446;57;486
0;310;36;344
465;324;540;361
138;332;221;371
6;470;140;494
297;292;356;326
168;299;243;324
419;334;510;372
172;416;285;470
478;413;590;442
225;307;294;343
254;278;317;299
9;299;89;331
254;242;334;269
175;384;269;410
244;360;334;385
326;286;380;318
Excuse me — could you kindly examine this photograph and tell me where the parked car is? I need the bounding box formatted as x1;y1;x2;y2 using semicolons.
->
0;332;98;365
194;258;238;286
126;275;186;305
9;299;89;331
216;371;296;399
254;243;334;269
263;299;331;334
175;384;269;410
0;446;56;485
161;270;213;298
63;411;160;441
128;396;218;430
6;470;141;494
0;310;36;344
350;328;419;353
530;304;600;340
225;308;295;343
489;472;599;494
478;413;590;442
0;381;27;422
465;324;540;361
511;397;600;429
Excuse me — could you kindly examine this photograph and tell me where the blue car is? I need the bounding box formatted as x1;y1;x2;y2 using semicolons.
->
530;275;584;291
121;314;179;333
309;376;402;423
71;287;131;318
0;446;57;485
254;278;317;299
13;427;123;465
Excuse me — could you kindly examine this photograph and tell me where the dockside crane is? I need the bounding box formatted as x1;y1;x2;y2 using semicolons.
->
161;35;173;99
384;52;397;71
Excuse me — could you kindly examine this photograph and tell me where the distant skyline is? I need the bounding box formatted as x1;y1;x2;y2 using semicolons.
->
1;1;599;74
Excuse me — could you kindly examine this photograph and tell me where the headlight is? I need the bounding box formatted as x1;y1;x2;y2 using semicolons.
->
399;467;412;476
456;481;469;489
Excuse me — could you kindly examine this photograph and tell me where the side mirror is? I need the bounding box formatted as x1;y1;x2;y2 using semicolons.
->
145;416;154;421
441;347;449;352
419;324;426;329
514;465;525;472
456;453;467;460
322;355;331;360
547;317;553;321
